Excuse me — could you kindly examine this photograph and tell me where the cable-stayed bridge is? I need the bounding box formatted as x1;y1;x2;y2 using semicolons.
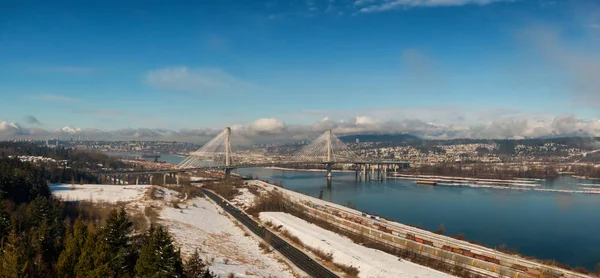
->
94;127;409;185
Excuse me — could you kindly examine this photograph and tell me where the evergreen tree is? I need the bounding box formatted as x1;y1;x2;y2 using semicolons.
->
0;195;10;241
135;225;183;278
75;227;111;277
103;207;135;277
0;231;28;278
57;218;88;277
184;248;207;278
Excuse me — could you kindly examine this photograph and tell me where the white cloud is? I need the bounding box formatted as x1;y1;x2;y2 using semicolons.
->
0;121;25;135
359;0;513;13
145;66;252;94
247;118;286;134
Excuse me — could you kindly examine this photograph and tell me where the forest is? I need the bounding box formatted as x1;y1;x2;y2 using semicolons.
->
0;156;212;277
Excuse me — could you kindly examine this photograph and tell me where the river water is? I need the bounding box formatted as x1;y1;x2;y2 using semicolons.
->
128;153;600;270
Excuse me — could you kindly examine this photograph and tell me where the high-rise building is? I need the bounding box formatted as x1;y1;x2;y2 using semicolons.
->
356;138;360;143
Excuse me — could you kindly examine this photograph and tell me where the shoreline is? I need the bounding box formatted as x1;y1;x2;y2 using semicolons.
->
391;173;542;187
263;166;354;173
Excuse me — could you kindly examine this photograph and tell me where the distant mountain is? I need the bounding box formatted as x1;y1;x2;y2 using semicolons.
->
339;133;422;144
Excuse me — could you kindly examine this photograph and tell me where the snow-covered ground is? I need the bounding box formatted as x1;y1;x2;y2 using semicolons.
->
50;184;150;203
231;188;256;210
260;212;453;278
160;197;296;278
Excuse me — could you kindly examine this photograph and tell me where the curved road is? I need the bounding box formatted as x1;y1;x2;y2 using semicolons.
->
202;189;339;278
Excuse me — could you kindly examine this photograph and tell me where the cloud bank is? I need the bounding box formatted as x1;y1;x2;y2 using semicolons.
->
2;114;600;143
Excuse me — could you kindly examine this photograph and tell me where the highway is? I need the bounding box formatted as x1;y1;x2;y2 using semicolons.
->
202;189;339;278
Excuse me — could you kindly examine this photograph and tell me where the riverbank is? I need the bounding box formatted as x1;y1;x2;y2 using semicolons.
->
264;166;354;173
391;173;600;194
391;173;541;186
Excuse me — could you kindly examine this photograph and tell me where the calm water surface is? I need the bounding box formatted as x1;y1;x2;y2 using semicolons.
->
235;168;600;270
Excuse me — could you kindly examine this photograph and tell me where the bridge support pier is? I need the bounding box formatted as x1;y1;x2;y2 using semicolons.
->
163;174;167;185
136;176;139;185
225;168;232;179
149;175;153;185
176;174;180;185
371;165;375;181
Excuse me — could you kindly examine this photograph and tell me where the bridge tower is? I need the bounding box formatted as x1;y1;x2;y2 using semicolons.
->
225;127;232;179
326;129;333;182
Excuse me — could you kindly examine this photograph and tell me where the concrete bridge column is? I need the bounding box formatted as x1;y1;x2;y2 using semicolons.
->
176;174;180;185
362;165;367;180
225;168;231;179
136;176;139;185
163;174;167;185
371;165;375;181
383;165;388;180
149;175;153;185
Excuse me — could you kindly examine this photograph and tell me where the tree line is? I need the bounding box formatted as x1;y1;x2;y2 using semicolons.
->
0;157;213;277
0;142;126;170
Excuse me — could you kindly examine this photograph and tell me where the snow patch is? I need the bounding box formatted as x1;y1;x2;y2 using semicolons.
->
50;184;150;203
260;212;453;278
159;198;295;278
231;188;256;210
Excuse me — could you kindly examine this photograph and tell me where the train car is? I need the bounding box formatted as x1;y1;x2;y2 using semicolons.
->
462;251;475;258
511;264;528;272
474;254;500;264
406;234;434;246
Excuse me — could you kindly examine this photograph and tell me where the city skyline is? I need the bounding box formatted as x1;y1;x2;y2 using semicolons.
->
1;0;600;141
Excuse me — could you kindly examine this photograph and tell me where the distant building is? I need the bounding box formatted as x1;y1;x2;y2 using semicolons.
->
356;138;360;143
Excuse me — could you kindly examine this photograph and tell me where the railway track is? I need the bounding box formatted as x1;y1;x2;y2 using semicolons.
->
202;189;339;278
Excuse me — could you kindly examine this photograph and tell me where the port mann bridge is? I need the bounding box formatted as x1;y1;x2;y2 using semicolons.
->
94;127;410;186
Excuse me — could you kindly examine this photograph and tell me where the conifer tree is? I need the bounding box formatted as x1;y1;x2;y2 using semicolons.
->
135;225;183;278
0;231;28;278
184;248;207;278
75;227;110;277
0;195;10;241
57;217;88;277
104;207;135;277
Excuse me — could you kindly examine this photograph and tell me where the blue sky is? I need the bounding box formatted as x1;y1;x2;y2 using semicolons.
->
1;0;600;140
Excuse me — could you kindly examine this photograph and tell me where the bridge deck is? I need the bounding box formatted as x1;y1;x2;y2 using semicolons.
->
93;161;410;175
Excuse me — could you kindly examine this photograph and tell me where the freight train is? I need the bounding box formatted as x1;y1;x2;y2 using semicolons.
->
441;245;500;264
